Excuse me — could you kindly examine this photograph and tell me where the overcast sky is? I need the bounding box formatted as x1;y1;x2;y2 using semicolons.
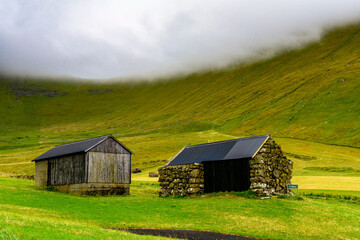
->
1;0;360;80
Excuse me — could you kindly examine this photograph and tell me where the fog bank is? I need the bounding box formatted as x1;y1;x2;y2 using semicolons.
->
1;0;360;80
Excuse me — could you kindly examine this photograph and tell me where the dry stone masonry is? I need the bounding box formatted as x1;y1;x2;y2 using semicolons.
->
158;163;204;196
249;137;293;196
158;136;293;197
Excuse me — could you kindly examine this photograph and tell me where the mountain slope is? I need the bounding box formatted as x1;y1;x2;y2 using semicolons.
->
2;24;360;144
1;24;360;174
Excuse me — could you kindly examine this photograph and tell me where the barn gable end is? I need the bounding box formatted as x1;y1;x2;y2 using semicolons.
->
86;137;132;184
88;137;132;154
158;135;293;196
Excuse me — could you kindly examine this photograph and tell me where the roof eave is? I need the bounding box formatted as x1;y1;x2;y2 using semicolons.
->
165;147;186;166
31;151;86;162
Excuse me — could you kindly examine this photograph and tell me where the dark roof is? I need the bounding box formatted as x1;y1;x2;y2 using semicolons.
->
32;135;132;162
167;134;270;166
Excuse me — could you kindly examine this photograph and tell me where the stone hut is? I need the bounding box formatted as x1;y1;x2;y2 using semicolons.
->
159;134;292;196
32;135;132;195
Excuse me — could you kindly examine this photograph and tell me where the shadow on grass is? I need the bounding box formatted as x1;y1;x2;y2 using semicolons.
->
109;228;259;240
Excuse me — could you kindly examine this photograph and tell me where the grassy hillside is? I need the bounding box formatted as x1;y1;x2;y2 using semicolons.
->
1;24;360;178
1;177;360;240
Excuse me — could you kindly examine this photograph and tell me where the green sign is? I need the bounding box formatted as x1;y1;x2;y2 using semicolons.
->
287;184;298;189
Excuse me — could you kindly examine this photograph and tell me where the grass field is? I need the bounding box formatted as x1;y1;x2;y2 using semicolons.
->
0;177;359;240
292;176;360;191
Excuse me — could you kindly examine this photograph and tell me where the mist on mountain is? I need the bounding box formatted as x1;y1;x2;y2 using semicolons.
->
1;0;360;80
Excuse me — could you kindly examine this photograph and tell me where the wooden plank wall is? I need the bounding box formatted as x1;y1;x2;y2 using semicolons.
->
48;153;86;186
87;152;131;184
117;153;131;184
35;160;48;186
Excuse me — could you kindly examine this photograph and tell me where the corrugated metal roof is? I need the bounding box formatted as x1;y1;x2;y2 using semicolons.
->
167;134;269;166
32;135;132;162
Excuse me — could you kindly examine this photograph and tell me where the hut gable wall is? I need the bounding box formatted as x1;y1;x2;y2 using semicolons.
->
48;153;86;186
249;137;293;196
89;138;130;154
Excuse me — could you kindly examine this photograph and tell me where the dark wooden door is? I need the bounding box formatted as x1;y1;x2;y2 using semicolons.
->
204;159;250;193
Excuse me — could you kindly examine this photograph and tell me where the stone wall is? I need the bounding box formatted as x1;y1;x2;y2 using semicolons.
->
249;137;293;196
158;163;204;196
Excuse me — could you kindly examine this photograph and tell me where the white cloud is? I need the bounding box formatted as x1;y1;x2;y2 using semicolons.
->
1;0;360;80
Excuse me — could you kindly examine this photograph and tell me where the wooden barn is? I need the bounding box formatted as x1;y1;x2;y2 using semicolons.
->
32;135;132;195
158;134;293;196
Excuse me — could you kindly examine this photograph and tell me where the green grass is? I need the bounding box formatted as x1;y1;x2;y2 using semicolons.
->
304;167;355;173
292;176;360;191
300;189;360;197
275;137;360;178
0;177;360;240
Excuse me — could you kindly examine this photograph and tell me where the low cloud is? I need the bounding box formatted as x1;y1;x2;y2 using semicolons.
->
1;0;360;80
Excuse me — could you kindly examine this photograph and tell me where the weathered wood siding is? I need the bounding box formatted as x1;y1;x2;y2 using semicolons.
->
35;160;48;186
87;152;131;184
90;138;130;154
47;153;86;186
119;153;131;184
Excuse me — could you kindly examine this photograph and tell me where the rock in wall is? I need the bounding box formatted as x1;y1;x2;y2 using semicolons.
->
158;163;204;196
249;137;293;196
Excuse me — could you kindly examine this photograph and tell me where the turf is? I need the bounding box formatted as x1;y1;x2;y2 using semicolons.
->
292;176;360;191
0;177;360;240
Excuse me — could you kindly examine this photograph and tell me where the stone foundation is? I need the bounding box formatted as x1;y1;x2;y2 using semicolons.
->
53;183;130;195
249;137;293;196
158;163;204;196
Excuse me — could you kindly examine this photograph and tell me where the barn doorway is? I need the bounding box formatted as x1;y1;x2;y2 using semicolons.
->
204;159;250;193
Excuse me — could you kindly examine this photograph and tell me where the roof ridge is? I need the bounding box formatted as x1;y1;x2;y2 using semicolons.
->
186;134;270;148
54;135;110;148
